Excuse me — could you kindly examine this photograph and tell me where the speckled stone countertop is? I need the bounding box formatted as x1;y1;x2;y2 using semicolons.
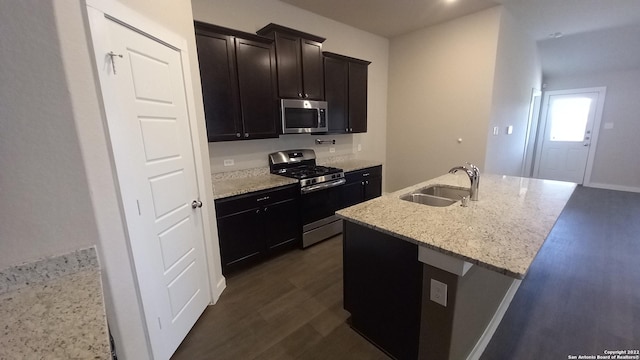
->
211;159;383;200
336;173;576;279
0;247;111;359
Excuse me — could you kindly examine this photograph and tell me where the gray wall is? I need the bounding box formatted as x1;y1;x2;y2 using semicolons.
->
544;69;640;191
386;7;501;192
484;10;541;176
0;1;97;269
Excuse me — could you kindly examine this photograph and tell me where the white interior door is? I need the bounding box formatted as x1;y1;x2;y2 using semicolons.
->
534;89;604;184
90;14;211;360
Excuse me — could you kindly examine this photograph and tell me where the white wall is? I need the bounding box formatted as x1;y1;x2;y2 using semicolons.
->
544;69;640;191
0;1;97;269
386;7;501;192
484;9;541;176
190;0;389;174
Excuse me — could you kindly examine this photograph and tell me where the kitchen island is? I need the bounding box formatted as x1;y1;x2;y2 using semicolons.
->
335;173;575;360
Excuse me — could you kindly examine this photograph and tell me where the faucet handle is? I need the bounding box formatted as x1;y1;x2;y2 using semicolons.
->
465;162;480;175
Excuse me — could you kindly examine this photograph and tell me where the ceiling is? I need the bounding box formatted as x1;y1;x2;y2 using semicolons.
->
279;0;640;40
280;0;640;76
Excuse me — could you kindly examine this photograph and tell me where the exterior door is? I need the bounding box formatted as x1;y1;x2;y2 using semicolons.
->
90;14;211;360
535;89;605;184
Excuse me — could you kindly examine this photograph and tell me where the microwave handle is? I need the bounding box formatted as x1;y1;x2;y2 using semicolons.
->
317;109;322;128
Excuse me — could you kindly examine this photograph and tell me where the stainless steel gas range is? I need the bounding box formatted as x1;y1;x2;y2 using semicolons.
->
269;149;345;248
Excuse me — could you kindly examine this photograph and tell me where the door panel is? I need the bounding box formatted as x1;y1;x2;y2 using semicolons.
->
274;33;302;98
103;19;211;359
536;91;600;184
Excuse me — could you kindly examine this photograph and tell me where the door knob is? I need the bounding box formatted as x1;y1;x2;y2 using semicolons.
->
191;200;203;209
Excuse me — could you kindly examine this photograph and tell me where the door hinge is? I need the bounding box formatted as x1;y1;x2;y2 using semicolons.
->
157;317;162;329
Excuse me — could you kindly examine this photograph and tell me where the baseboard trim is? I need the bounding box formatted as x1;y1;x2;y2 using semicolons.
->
466;279;522;360
585;182;640;194
211;277;226;305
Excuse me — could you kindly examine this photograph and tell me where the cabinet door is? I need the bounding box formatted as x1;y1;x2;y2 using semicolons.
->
216;208;264;274
235;38;278;139
341;181;364;209
263;198;300;251
364;176;382;201
348;61;368;133
324;56;348;133
195;33;242;141
301;39;324;100
274;33;303;98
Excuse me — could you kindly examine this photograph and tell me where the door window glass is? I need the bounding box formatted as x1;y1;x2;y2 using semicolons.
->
549;97;592;142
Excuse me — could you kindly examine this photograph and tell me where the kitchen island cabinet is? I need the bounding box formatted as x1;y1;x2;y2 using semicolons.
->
215;184;300;275
337;173;576;359
195;22;278;142
257;23;325;100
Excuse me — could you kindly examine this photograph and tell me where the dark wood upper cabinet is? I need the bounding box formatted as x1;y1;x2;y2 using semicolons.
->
257;23;325;100
323;52;371;134
195;22;278;142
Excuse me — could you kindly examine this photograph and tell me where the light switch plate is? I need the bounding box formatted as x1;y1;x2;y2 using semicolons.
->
604;122;614;130
223;159;234;166
493;126;499;136
357;144;362;152
507;125;513;135
430;279;447;307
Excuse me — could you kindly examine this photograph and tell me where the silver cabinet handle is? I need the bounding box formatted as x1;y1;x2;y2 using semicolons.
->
298;92;303;98
191;200;203;209
244;133;249;138
236;133;241;138
256;196;270;202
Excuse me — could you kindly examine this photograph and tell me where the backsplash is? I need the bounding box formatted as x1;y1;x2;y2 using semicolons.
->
209;133;358;173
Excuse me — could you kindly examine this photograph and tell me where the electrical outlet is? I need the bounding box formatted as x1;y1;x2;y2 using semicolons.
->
357;144;362;152
430;279;447;307
329;147;335;153
223;159;234;166
604;122;614;130
493;126;499;136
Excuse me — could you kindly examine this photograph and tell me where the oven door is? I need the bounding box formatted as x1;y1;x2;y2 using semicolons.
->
300;182;343;226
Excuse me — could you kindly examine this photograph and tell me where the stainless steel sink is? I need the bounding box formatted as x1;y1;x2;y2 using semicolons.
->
418;185;469;200
399;184;470;207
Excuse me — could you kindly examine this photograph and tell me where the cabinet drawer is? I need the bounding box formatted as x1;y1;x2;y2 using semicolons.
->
345;165;382;183
215;184;299;217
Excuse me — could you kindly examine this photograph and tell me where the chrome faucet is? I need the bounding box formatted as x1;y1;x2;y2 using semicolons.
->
449;163;480;201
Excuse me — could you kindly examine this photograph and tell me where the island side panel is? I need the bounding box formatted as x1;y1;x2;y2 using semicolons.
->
343;221;423;360
418;265;459;359
448;265;515;360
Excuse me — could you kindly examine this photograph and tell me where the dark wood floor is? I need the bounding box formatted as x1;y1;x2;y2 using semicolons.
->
173;186;640;360
171;234;389;360
482;186;640;359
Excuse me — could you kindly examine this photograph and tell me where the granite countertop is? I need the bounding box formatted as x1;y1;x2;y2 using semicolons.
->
212;173;298;200
212;159;383;200
336;173;576;279
0;248;111;359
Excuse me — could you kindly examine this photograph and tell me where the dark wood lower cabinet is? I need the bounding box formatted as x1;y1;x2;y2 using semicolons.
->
342;165;382;208
215;185;300;275
343;221;423;360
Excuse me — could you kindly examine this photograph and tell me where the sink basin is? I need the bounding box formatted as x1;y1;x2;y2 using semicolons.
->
399;184;470;207
418;185;469;200
400;193;457;207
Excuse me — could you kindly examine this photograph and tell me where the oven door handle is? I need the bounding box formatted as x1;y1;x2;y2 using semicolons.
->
300;178;346;194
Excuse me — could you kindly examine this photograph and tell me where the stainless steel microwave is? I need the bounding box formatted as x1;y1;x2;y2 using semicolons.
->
281;99;328;134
